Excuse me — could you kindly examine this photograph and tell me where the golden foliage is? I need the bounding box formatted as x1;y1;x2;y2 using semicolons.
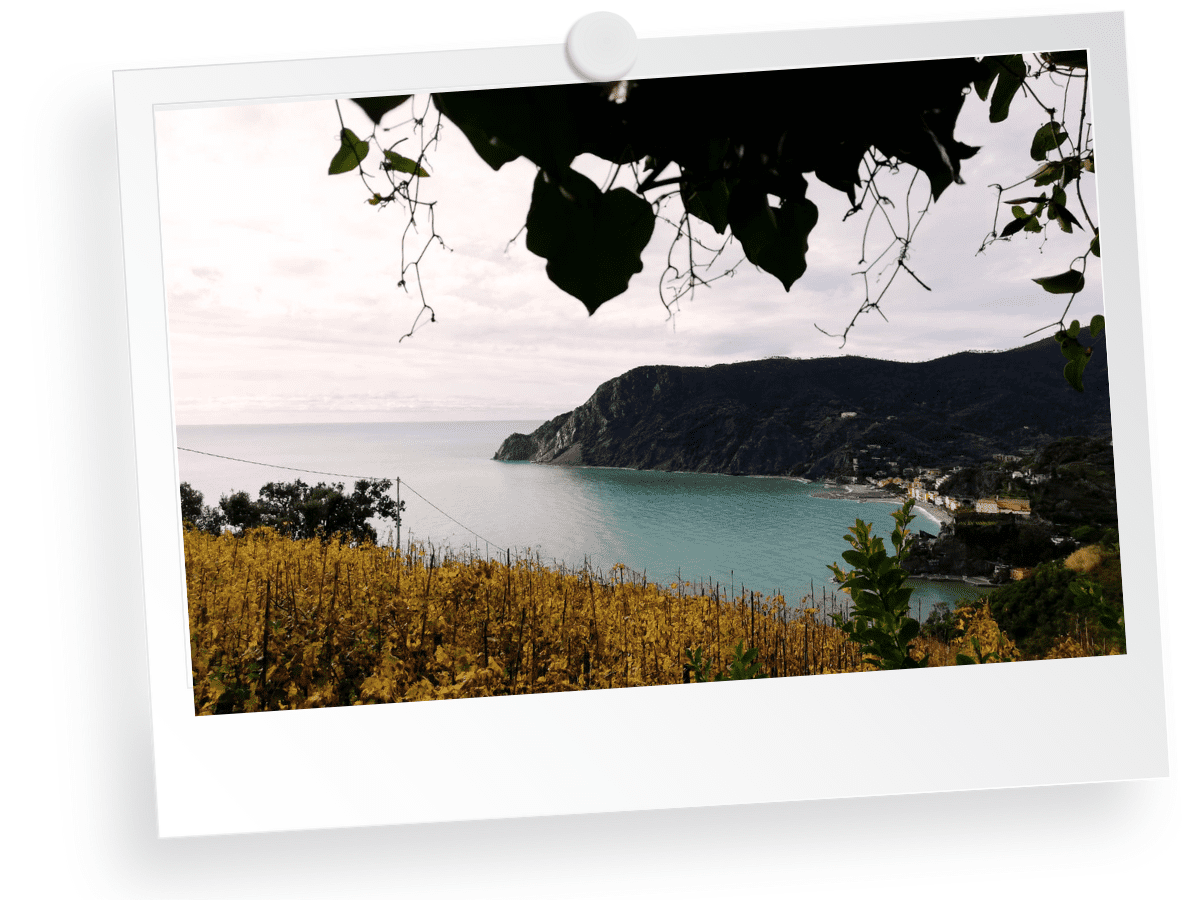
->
1042;635;1089;659
1041;633;1123;659
909;602;1016;666
185;528;878;714
1064;544;1103;575
185;529;1049;714
948;601;1020;663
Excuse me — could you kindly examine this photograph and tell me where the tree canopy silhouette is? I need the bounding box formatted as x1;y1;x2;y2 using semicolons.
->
181;479;402;546
330;51;1102;389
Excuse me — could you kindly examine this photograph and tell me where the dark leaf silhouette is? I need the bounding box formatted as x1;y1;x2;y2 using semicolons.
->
525;168;655;313
350;95;412;125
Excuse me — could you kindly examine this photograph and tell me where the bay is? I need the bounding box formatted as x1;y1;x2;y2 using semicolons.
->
176;420;989;619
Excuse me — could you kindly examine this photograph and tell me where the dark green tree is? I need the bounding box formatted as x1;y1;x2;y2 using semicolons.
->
985;557;1125;657
179;482;225;535
221;478;401;545
184;478;401;545
217;490;262;533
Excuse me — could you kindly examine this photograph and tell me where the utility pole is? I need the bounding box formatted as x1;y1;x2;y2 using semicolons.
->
395;477;401;552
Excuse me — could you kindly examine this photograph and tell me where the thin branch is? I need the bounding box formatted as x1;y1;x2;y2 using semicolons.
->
1073;70;1097;234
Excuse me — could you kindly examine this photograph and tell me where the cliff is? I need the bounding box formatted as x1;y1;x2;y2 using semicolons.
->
493;335;1112;480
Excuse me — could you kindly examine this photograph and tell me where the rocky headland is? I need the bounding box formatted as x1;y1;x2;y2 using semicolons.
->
494;335;1111;481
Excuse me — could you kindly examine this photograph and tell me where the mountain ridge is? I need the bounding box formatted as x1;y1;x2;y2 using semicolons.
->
493;336;1111;480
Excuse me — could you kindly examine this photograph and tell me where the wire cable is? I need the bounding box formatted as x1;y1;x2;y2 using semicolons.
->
176;445;503;550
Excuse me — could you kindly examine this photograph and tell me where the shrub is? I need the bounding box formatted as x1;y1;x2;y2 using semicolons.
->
829;499;928;670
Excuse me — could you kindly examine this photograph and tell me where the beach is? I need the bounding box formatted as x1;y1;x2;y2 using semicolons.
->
812;483;954;530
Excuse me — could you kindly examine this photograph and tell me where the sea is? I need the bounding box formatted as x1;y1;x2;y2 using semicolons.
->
176;420;991;620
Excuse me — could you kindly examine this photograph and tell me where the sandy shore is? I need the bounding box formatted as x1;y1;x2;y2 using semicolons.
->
911;500;953;528
812;483;954;530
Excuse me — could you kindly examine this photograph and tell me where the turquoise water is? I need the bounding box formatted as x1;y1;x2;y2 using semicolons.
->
176;421;987;619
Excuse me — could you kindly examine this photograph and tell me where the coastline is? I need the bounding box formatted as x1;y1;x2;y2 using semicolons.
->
810;482;954;530
510;458;958;531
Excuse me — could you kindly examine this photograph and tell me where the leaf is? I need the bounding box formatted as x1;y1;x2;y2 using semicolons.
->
1033;269;1085;294
1030;161;1062;186
1090;314;1105;337
955;653;977;665
1090;233;1100;257
1061;156;1083;186
328;128;369;175
434;87;580;175
727;182;820;291
1056;332;1087;362
1030;121;1069;161
841;550;870;569
1064;356;1087;393
383;150;429;177
973;66;999;102
684;178;732;234
350;95;412;125
1054;203;1080;232
525;168;655;314
1067;319;1081;338
1000;217;1026;238
988;55;1026;123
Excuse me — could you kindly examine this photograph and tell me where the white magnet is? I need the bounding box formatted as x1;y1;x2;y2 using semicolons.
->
566;12;638;81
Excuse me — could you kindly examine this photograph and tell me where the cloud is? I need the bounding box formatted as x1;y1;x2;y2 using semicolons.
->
158;63;1105;424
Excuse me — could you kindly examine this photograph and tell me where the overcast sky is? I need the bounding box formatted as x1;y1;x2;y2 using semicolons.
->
157;58;1103;425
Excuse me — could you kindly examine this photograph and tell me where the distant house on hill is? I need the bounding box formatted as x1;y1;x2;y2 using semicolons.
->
997;498;1031;516
975;497;1032;516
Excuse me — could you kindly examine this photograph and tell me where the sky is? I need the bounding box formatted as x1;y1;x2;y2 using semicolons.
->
156;56;1104;425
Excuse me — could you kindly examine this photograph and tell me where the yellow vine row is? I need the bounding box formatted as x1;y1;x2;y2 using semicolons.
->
184;527;1064;714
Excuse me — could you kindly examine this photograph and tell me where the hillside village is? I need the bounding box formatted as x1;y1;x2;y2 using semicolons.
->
838;435;1119;584
862;455;1040;516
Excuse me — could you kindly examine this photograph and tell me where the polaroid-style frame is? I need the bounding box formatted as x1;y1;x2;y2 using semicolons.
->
115;12;1167;838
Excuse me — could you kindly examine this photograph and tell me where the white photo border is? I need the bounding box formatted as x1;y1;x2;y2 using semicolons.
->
114;11;1167;838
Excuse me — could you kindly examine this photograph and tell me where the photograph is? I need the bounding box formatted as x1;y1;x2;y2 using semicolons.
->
158;51;1123;716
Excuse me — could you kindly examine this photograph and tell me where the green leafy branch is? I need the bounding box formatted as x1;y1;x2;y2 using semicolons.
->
683;640;766;682
1053;312;1105;392
975;51;1103;390
828;499;929;671
1067;578;1125;653
954;632;1017;666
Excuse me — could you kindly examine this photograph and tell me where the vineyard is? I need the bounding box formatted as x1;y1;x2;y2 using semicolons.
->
184;527;1074;714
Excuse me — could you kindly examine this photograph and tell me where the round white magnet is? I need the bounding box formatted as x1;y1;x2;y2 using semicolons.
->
566;12;638;81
